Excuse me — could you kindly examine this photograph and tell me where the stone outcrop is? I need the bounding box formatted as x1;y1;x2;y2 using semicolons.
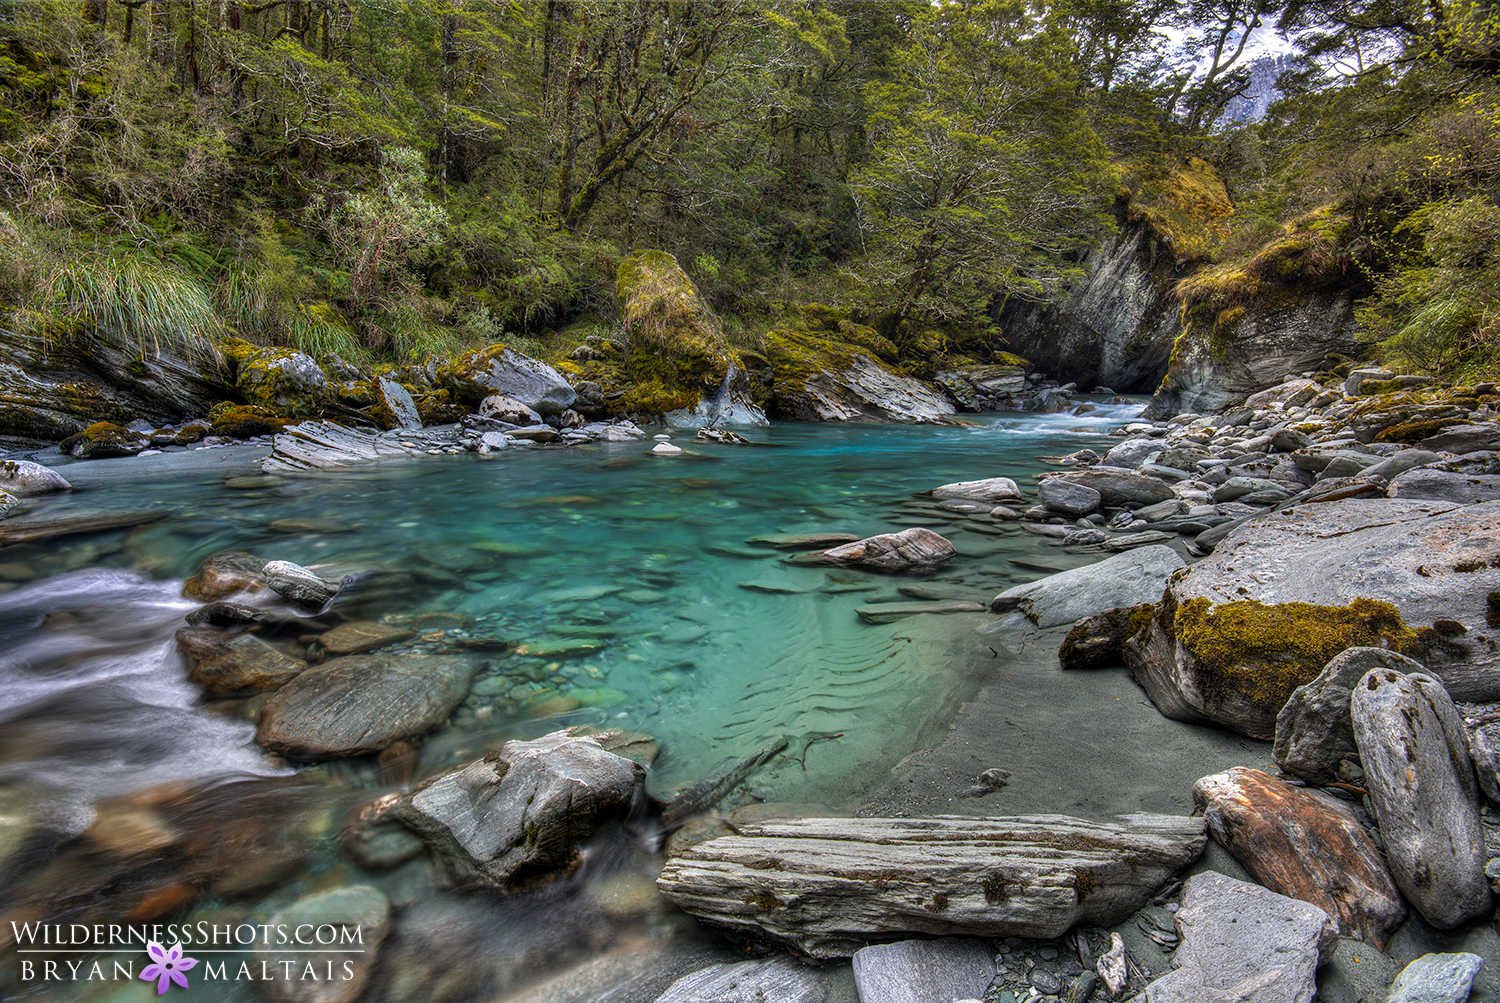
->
1350;667;1492;929
655;813;1207;958
1192;767;1404;948
256;654;476;758
1125;498;1500;739
990;545;1183;629
821;527;956;572
438;343;577;415
1143;871;1337;1003
765;323;955;424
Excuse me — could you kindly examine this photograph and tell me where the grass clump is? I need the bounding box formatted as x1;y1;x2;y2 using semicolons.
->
42;254;223;363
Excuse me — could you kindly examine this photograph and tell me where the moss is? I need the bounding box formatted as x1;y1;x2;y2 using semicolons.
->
992;351;1030;367
1375;418;1463;442
1173;596;1417;711
1120;156;1234;263
616;250;732;412
1489;593;1500;628
211;405;288;438
58;421;143;455
835;320;898;361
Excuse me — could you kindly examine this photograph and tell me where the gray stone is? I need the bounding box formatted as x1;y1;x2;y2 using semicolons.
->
931;476;1024;504
0;488;17;519
374;375;423;429
989;545;1184;628
394;728;645;888
1039;478;1103;516
1419;423;1500;455
479;393;543;426
1103;438;1170;469
1386;953;1484;1003
1213;475;1287;502
1352;668;1492;929
1274;648;1429;784
1144;871;1337;1003
256;654;476;758
237;347;327;415
0;459;71;496
442;345;577;415
1346;368;1396;396
822;528;956;572
1246;377;1326;410
656;958;826;1003
255;885;390;1003
176;627;307;696
1272;428;1312;452
1463;703;1500;803
262;421;430;473
1362;450;1442;482
263;559;342;610
1043;467;1176;507
1389;468;1500;504
656;813;1207;959
851;939;995;1003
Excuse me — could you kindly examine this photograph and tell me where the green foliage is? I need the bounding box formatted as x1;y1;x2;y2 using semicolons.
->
43;253;222;361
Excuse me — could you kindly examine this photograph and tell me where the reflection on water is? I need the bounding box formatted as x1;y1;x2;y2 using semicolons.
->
0;403;1143;1001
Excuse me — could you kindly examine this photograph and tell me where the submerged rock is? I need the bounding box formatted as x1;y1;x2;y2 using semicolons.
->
821;527;956;572
255;885;391;1003
176;627;308;696
384;728;646;888
1142;871;1336;1003
1350;667;1492;929
256;654;476;758
656;813;1207;958
183;551;268;602
1193;767;1404;948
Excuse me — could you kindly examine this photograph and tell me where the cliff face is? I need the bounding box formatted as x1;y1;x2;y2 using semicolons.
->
996;222;1184;392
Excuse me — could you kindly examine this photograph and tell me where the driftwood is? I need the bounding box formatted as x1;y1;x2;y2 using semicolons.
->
656;813;1207;958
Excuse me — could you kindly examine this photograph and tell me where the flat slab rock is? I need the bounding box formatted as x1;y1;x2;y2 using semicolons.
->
255;653;476;758
1144;871;1337;1003
0;507;163;545
852;939;996;1003
655;813;1207;958
1193;767;1404;948
989;545;1184;629
262;420;459;473
821;527;956;572
655;957;826;1003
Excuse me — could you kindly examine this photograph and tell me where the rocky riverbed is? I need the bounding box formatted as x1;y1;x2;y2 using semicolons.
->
3;363;1500;1003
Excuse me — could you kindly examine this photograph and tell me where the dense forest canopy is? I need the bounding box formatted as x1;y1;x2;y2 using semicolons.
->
0;0;1496;378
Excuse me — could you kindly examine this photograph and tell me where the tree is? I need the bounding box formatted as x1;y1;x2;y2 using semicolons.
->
333;145;448;309
851;0;1114;318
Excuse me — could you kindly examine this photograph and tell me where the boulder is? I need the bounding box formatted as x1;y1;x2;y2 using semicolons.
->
989;546;1184;629
0;459;71;496
478;394;543;426
0;488;17;519
1345;367;1395;396
372;375;423;430
182;552;268;601
931;476;1024;504
176;627;308;697
256;654;476;758
1143;871;1337;1003
316;621;415;656
1350;668;1492;929
1126;499;1500;740
1103;438;1170;469
821;528;956;572
255;886;390;1003
1039;478;1103;516
236;347;327;416
263;560;342;611
766;325;955;424
656;958;827;1003
1058;603;1156;670
1418;423;1500;454
1389;468;1500;504
1273;647;1428;783
58;421;149;458
1193;767;1404;948
851;939;996;1003
656;813;1207;958
1386;953;1486;1003
439;344;576;415
383;728;645;888
1041;467;1176;507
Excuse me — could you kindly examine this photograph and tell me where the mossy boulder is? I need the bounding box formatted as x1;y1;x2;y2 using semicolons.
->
209;404;288;438
58;421;149;458
437;344;576;415
1126;497;1500;738
616;250;734;411
236;347;328;417
764;327;954;424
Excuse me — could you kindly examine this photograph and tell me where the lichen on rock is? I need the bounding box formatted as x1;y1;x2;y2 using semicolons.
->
235;346;328;417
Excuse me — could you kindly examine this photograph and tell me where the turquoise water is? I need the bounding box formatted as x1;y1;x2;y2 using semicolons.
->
0;402;1145;1001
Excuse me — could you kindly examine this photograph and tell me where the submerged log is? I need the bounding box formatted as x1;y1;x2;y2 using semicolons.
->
659;736;789;831
656;813;1207;958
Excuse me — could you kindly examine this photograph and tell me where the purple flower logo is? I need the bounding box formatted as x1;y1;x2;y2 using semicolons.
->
140;941;198;994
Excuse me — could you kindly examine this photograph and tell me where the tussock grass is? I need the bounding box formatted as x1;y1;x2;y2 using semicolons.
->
43;254;223;362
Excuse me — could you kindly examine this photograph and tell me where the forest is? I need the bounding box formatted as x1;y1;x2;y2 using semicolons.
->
0;0;1497;381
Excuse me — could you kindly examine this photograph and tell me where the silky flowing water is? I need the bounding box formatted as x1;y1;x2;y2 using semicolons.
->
0;401;1147;1003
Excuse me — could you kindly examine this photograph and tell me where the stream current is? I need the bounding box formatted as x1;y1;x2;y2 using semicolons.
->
0;400;1147;1002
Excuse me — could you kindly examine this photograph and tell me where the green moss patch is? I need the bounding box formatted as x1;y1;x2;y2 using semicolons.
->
616;250;732;412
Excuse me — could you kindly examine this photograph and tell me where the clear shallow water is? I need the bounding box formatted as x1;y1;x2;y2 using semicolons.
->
0;401;1146;1001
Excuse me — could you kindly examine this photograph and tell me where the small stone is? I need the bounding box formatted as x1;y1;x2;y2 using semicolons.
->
652;441;685;455
1386;952;1485;1003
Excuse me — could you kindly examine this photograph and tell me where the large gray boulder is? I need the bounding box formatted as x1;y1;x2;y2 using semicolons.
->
931;476;1023;504
1103;438;1170;469
1126;499;1500;740
1389;468;1500;504
386;728;645;888
989;545;1184;628
1143;871;1337;1003
821;528;956;572
1038;477;1102;516
373;375;422;430
656;813;1207;958
851;939;996;1003
440;344;577;415
1351;668;1493;929
255;886;391;1003
1273;647;1428;784
1193;767;1404;949
256;654;476;758
1040;466;1176;507
0;459;71;496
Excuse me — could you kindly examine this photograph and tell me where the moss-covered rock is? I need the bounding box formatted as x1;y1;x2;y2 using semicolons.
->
236;347;328;417
57;421;149;458
616;250;734;411
764;326;955;424
370;376;423;430
210;405;289;438
437;344;576;415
